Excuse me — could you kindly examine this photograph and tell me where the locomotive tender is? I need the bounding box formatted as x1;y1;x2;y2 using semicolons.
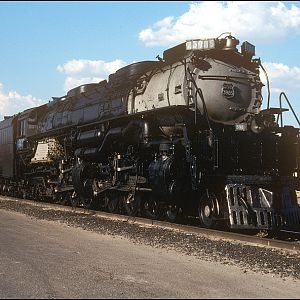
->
0;34;299;231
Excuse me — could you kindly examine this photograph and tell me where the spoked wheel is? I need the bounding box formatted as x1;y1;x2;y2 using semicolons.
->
55;193;67;205
81;197;94;209
70;192;80;208
63;192;73;206
165;204;180;223
6;186;13;197
105;192;121;213
123;192;140;217
141;195;163;220
198;191;220;229
33;184;44;201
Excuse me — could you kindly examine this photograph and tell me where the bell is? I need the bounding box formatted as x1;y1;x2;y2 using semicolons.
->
223;35;239;51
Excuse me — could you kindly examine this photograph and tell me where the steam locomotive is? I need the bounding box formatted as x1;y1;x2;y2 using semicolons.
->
0;35;299;231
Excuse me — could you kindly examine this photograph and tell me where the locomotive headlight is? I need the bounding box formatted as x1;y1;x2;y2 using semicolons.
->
186;38;217;50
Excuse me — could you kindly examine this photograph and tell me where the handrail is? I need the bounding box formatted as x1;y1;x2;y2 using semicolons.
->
278;92;300;128
260;63;271;109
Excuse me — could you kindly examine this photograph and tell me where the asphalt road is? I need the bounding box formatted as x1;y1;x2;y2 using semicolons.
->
0;209;299;299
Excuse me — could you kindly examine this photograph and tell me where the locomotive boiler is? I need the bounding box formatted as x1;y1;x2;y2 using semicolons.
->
0;34;299;231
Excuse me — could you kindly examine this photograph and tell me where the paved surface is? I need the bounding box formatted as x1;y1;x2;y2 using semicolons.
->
0;209;299;299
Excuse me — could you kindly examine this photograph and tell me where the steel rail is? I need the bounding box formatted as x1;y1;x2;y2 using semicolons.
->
1;196;299;252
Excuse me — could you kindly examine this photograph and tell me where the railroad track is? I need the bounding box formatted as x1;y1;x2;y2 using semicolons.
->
0;195;299;253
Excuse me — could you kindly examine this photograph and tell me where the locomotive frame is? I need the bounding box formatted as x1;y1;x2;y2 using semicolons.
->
0;34;299;232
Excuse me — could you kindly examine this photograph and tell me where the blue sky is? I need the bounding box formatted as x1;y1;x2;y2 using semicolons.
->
0;1;299;127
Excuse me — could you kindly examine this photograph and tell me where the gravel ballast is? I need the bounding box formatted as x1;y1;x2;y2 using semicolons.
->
0;196;299;281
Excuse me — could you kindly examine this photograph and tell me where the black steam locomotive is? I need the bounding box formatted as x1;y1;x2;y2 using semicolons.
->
0;35;299;231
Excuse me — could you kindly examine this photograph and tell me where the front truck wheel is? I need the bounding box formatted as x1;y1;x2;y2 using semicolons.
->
198;191;220;229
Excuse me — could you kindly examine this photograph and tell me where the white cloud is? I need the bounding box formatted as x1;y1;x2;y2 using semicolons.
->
139;1;300;47
261;62;300;95
57;59;127;93
0;83;44;120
